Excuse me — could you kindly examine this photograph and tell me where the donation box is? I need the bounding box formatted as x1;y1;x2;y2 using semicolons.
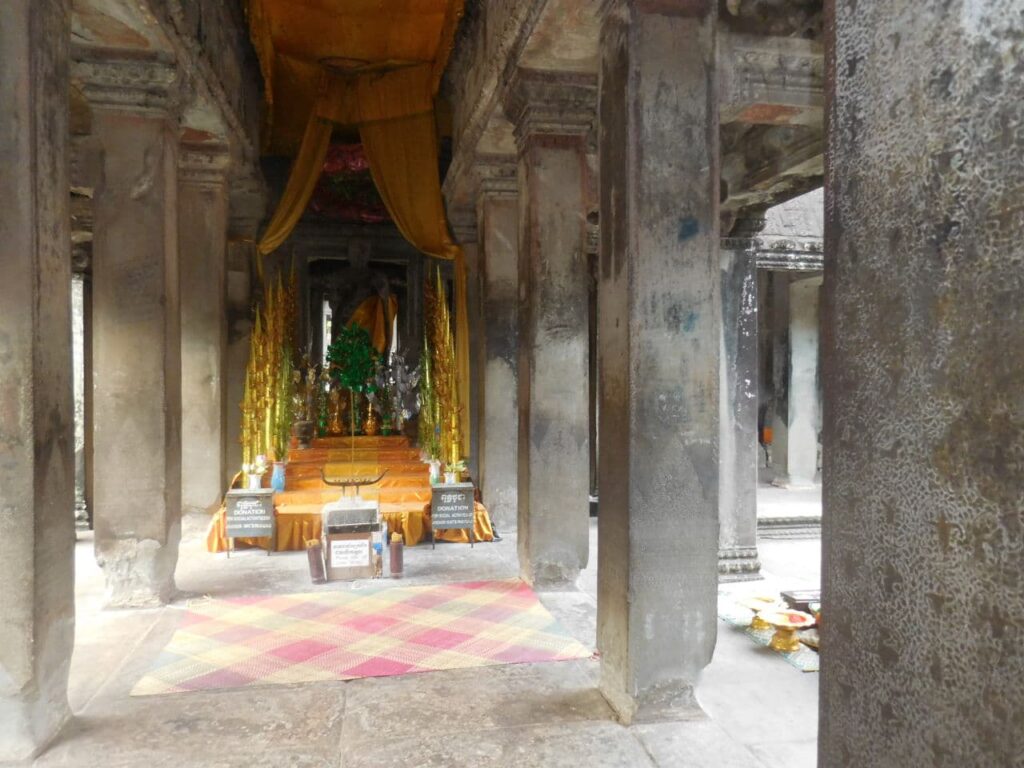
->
321;499;380;581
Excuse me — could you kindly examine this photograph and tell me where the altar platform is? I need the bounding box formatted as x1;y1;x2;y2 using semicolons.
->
206;436;494;552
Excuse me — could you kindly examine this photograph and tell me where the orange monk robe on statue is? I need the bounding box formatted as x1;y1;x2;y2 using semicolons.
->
347;294;398;355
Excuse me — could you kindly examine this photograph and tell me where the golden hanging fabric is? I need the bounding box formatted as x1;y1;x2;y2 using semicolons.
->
256;113;332;257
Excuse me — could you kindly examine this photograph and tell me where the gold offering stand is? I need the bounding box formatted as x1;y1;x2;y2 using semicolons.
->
757;609;816;653
737;596;781;631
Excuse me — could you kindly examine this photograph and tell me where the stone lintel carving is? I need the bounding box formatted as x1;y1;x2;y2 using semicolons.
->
755;250;824;272
72;56;179;117
722;235;824;271
719;33;824;126
179;143;231;187
504;68;597;149
474;154;518;200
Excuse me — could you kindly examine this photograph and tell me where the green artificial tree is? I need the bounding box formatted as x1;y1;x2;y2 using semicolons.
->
326;324;379;440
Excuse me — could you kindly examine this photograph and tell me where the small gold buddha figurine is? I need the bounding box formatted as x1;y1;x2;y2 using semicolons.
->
327;388;344;436
363;399;380;436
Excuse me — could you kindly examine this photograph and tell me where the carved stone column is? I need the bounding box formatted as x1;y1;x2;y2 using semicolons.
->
772;273;821;488
719;216;765;581
179;144;230;514
475;159;519;531
0;0;75;758
597;0;720;723
505;70;596;588
225;175;265;485
77;56;184;607
821;2;1024;761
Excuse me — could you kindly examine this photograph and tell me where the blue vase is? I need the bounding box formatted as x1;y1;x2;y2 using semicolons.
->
271;461;286;492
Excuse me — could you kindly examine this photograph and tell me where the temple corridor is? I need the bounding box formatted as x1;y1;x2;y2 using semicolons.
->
2;0;1021;766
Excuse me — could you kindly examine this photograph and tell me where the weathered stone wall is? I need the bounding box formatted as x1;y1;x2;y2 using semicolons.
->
820;0;1024;764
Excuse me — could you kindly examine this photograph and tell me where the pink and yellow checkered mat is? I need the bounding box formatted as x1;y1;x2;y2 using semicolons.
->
132;579;592;695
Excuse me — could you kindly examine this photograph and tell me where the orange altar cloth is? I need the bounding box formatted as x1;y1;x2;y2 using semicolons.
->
206;436;494;552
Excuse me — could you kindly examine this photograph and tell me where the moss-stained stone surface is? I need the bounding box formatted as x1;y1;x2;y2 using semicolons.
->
821;0;1024;764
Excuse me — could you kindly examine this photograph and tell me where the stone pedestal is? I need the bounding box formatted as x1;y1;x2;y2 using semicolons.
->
821;1;1024;764
179;146;229;514
772;274;821;488
597;0;719;723
718;241;761;580
477;168;519;531
0;0;75;758
506;71;595;588
83;60;183;607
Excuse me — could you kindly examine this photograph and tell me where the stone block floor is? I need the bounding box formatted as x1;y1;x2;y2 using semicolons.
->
21;497;820;768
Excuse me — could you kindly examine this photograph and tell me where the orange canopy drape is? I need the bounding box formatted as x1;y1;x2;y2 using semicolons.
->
257;114;332;257
251;25;471;457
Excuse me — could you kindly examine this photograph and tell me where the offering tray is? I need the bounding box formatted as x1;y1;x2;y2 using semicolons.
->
757;609;816;653
737;595;784;630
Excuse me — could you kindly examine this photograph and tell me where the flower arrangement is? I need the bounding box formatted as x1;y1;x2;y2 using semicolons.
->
272;349;294;460
243;456;269;476
419;267;459;465
388;350;421;432
445;459;467;475
241;267;298;465
242;455;269;489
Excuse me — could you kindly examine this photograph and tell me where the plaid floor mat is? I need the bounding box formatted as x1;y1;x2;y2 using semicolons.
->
132;579;592;695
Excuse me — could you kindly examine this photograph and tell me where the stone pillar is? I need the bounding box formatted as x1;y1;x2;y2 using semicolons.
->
466;242;483;482
821;1;1024;764
83;270;95;529
769;271;789;476
476;164;519;531
718;238;760;580
179;145;229;514
0;0;75;758
773;274;821;488
505;71;595;588
596;0;719;723
81;58;183;607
